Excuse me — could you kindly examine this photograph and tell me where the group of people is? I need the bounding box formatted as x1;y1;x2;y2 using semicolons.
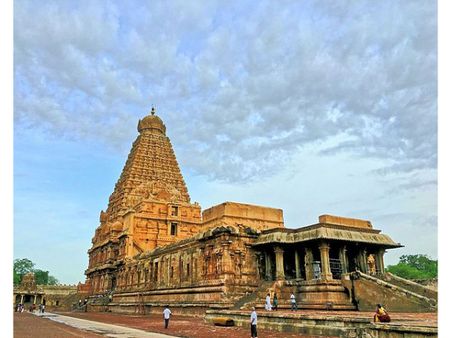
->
264;292;298;311
15;303;45;313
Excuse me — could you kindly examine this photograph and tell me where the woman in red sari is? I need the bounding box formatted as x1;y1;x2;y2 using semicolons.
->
374;304;391;322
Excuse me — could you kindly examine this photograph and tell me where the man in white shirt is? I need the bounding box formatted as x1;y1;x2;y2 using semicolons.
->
250;307;258;338
163;305;172;329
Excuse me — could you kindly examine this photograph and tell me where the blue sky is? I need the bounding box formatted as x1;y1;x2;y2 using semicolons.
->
13;0;437;284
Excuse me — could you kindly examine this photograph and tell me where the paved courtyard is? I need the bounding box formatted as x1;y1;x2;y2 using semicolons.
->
14;309;437;338
14;310;337;338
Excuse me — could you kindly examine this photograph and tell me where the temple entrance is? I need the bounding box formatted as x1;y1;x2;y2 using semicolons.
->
282;246;306;280
313;261;321;279
346;245;360;272
283;248;296;280
330;259;342;279
256;248;276;281
329;244;342;279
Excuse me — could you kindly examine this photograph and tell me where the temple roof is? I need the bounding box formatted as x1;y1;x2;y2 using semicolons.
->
254;223;402;248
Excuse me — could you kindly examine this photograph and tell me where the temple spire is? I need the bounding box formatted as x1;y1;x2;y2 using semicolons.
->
107;109;190;220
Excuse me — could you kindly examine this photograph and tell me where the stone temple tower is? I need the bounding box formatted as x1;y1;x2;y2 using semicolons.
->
85;108;202;294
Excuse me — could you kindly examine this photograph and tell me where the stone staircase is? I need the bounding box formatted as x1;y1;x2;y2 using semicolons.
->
233;280;277;310
234;278;355;311
294;279;356;310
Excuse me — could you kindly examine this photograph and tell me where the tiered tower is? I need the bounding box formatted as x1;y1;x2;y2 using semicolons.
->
85;108;202;294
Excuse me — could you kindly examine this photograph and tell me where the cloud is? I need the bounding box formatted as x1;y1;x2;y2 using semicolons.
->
14;0;436;183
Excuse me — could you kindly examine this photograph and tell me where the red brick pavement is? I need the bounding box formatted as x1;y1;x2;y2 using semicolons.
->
14;312;104;338
60;311;338;338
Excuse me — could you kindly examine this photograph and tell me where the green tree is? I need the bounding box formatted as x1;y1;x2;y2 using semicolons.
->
387;254;437;280
13;258;59;286
47;275;59;285
34;269;49;285
13;258;35;286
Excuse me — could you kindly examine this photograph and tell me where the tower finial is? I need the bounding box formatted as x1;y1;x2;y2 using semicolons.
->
151;106;156;115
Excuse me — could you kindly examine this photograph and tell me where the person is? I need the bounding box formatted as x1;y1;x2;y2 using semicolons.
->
272;294;278;311
265;293;272;311
250;307;258;338
41;304;45;313
163;305;172;329
290;292;297;311
374;304;390;322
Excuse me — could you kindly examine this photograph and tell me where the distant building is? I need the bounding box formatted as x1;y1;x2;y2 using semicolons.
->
13;272;77;310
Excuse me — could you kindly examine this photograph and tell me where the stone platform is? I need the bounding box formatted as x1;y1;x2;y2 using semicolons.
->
204;309;438;338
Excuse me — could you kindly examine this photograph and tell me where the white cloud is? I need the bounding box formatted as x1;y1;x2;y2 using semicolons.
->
14;0;436;183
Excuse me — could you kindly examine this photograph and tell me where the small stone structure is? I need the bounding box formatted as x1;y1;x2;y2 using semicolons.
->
13;272;77;310
80;108;429;314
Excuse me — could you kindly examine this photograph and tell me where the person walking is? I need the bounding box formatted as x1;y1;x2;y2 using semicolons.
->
250;307;258;338
272;294;278;311
290;292;297;311
265;293;272;311
163;305;172;329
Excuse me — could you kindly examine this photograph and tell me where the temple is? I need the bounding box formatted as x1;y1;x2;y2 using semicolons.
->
81;109;434;314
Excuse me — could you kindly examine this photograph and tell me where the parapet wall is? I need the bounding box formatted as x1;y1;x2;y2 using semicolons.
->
202;202;284;231
319;214;373;229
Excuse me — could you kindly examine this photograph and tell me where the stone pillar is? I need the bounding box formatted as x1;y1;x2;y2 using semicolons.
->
265;251;272;280
295;250;301;279
33;295;37;304
304;248;314;280
359;249;368;274
339;246;348;275
274;246;285;280
221;241;234;275
375;249;385;275
20;294;24;304
319;242;333;280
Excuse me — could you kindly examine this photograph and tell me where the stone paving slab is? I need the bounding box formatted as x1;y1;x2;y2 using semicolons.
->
32;312;177;338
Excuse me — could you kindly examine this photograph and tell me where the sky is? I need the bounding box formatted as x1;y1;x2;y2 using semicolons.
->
12;0;437;285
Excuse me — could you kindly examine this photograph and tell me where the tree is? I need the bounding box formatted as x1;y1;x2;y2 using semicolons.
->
47;275;59;285
13;258;35;286
387;254;437;280
34;269;49;285
13;258;59;286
